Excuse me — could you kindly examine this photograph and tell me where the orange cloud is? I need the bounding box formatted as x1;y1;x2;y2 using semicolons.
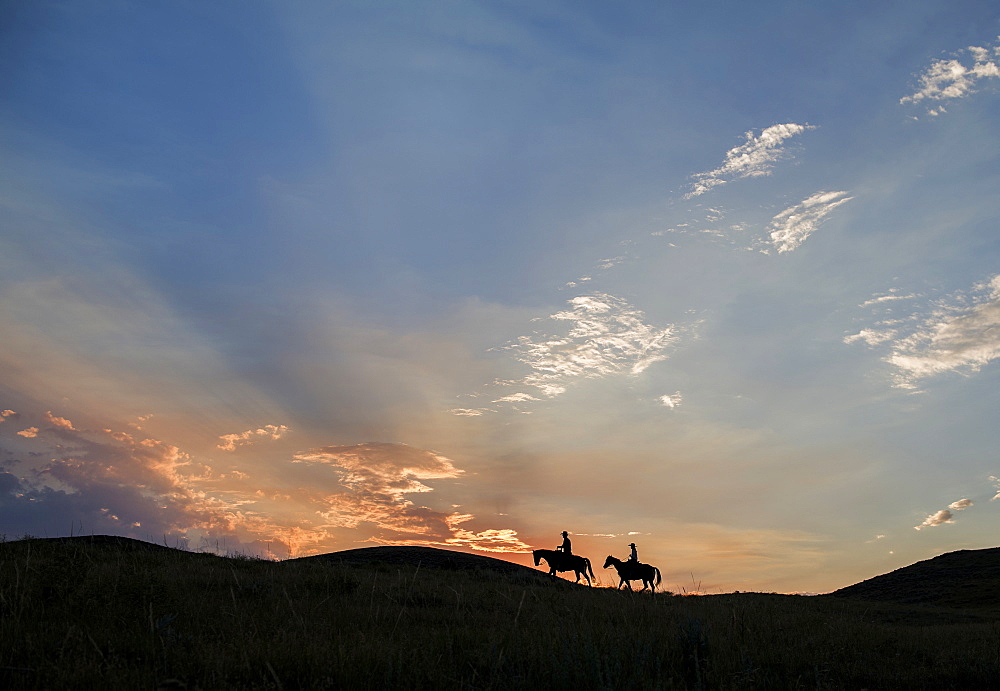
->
217;424;290;451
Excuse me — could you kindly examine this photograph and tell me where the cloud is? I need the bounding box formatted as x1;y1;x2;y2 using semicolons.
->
448;408;487;416
217;424;291;451
0;421;307;556
0;410;17;421
492;393;541;403
912;498;972;532
659;392;682;408
766;191;853;253
885;275;1000;388
2;415;531;557
44;411;76;431
444;514;533;553
843;328;897;346
293;443;530;553
493;293;679;405
17;427;39;438
901;39;1000;114
914;509;954;530
860;291;918;308
686;123;816;198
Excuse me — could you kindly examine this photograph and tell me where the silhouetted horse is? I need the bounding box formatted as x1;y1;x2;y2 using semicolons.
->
532;549;595;585
603;555;662;592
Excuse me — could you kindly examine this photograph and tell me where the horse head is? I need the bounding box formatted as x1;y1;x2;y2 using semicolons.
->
603;555;617;569
532;549;543;566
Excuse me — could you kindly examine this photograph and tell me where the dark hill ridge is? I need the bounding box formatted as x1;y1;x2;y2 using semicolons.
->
289;545;550;581
0;536;550;581
830;546;1000;609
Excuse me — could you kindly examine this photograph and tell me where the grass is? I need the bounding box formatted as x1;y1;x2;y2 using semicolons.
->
3;536;1000;689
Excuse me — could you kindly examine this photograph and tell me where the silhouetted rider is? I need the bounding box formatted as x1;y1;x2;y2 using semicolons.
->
557;531;572;556
627;542;638;564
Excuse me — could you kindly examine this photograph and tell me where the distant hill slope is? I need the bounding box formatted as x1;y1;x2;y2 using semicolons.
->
0;536;550;582
830;547;1000;609
290;545;550;581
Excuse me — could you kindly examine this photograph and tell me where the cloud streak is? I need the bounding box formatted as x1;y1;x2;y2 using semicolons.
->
766;191;853;253
686;124;815;198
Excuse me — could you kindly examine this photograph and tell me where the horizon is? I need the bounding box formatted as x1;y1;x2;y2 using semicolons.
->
2;1;1000;595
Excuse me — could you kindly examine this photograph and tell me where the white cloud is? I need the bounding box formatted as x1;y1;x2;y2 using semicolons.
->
492;393;540;403
217;424;290;451
901;39;1000;113
989;476;1000;501
948;498;973;510
860;291;918;308
914;509;953;530
659;392;682;408
843;328;896;346
686;123;816;198
499;293;679;402
766;191;853;253
886;275;1000;388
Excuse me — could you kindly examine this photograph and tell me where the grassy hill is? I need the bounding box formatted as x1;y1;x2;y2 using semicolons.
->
829;547;1000;610
3;536;1000;689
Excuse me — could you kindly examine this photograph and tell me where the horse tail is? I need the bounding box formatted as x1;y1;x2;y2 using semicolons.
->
654;567;662;587
586;557;595;580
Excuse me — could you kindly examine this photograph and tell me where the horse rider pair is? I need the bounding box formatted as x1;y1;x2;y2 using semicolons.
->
559;532;642;565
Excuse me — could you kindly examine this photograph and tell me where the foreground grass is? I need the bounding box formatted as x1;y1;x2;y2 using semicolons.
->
3;538;1000;689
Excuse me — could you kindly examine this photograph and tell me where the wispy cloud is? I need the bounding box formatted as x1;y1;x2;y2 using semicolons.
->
217;424;291;451
847;276;1000;389
686;123;815;198
765;191;853;254
860;290;919;308
948;498;974;510
497;293;679;402
843;328;897;346
886;275;1000;388
659;392;682;408
901;38;1000;115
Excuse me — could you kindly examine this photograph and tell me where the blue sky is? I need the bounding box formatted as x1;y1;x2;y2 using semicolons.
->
2;0;999;593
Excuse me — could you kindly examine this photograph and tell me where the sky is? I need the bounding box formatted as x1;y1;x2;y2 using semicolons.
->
1;0;999;594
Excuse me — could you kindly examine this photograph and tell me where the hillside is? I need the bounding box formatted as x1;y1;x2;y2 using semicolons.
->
830;547;1000;610
289;544;551;581
5;536;1000;688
